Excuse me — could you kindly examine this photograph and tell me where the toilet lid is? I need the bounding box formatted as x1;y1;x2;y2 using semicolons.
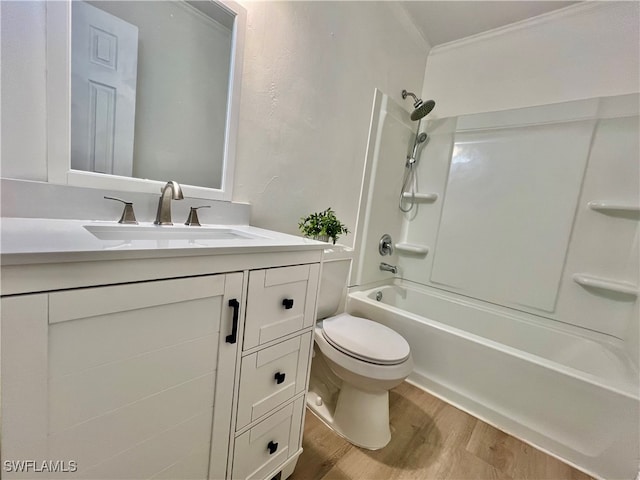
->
321;313;410;365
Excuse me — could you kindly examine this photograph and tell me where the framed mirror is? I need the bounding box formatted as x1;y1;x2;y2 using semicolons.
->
46;0;246;201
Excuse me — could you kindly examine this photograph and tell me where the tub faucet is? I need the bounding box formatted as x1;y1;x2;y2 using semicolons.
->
154;181;184;225
379;262;398;274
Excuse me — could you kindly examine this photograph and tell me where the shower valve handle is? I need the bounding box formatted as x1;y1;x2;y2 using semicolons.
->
379;234;393;256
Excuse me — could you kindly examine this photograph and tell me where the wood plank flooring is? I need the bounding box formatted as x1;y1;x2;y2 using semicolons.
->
292;382;593;480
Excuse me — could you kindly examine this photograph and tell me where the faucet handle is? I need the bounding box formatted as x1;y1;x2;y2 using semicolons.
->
104;196;138;224
185;205;210;226
379;234;394;256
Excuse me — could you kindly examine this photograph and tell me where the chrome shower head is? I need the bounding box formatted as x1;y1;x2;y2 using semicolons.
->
411;99;436;121
402;89;436;121
408;131;429;165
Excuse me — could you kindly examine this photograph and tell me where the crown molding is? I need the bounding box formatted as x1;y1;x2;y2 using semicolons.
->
430;2;612;55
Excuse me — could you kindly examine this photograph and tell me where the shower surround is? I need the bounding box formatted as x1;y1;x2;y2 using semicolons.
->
350;88;639;479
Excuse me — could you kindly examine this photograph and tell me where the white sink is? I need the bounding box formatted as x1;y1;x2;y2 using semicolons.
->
84;224;263;241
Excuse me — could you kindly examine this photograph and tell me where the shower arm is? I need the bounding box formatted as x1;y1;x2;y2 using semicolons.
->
402;89;421;108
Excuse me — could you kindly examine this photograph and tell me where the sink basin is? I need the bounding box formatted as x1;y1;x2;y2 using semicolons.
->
84;224;263;241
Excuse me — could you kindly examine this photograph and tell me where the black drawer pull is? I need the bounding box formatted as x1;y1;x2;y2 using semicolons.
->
267;440;278;454
282;298;294;309
274;372;286;384
226;299;240;344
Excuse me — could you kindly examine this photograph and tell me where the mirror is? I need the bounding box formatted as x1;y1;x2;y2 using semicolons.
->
47;0;245;200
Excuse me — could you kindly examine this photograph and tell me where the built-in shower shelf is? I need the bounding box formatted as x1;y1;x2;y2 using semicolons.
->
395;243;429;256
573;274;638;297
588;201;640;217
401;192;438;203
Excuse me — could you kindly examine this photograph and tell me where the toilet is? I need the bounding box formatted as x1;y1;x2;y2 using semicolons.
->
307;247;413;449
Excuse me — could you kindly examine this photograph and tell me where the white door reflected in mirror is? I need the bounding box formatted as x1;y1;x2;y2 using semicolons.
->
71;1;139;177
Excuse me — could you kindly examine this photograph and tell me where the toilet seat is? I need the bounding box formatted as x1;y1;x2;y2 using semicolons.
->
321;313;410;365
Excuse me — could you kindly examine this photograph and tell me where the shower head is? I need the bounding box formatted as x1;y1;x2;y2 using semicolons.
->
411;99;436;121
407;131;429;166
402;89;436;121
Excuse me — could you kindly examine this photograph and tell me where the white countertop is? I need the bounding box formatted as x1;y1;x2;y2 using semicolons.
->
1;218;327;265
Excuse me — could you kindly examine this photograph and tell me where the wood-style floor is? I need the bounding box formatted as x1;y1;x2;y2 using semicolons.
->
292;382;593;480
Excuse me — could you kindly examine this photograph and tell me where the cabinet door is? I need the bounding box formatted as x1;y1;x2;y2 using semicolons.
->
1;273;242;480
1;294;49;472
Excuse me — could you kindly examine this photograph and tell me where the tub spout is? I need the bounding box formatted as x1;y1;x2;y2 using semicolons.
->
379;262;398;274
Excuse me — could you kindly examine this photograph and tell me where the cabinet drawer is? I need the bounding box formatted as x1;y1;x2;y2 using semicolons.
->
232;397;305;480
244;264;320;350
237;333;311;430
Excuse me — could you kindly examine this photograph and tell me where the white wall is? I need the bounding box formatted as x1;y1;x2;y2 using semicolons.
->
0;1;48;181
422;2;639;118
232;1;429;246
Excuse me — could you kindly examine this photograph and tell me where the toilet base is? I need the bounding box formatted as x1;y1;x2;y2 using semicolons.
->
307;383;391;450
334;383;391;449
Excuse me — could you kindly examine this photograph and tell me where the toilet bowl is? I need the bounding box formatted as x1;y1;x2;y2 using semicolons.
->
310;313;413;449
307;246;413;449
316;314;413;392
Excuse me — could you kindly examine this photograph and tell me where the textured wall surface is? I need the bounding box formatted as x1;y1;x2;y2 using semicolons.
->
232;1;429;246
0;1;48;180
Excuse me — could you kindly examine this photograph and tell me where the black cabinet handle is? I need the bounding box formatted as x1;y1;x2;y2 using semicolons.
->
282;298;294;309
267;441;278;455
226;299;240;344
274;372;286;384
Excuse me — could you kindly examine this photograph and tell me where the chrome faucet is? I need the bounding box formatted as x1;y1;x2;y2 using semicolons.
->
154;181;184;225
379;262;398;274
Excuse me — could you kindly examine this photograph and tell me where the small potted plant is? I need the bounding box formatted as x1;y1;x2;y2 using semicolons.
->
298;208;349;245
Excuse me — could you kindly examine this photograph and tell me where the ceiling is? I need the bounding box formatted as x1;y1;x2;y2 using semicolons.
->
401;1;580;47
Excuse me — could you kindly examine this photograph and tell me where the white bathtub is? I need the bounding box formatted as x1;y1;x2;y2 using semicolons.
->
347;280;639;480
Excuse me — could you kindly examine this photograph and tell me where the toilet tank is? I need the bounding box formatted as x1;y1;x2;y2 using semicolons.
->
317;245;354;320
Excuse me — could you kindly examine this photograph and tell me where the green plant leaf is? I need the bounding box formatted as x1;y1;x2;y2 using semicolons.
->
298;207;349;244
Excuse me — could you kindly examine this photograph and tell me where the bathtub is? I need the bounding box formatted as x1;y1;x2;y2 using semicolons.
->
347;280;639;480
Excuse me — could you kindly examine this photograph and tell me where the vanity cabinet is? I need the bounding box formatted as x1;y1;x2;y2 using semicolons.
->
1;248;322;480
